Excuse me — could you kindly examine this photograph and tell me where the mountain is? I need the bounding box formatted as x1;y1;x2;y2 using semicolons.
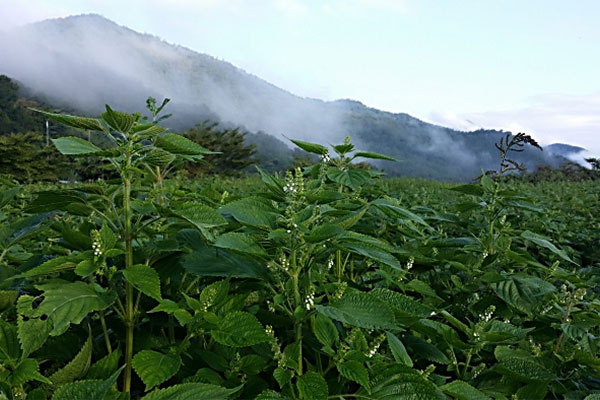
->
546;143;586;157
0;14;571;181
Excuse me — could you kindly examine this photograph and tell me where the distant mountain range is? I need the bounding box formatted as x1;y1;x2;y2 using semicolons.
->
546;143;586;158
0;14;580;180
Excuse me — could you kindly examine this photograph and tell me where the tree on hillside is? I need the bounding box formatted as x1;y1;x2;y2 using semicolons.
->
0;132;70;181
182;122;256;176
0;75;46;135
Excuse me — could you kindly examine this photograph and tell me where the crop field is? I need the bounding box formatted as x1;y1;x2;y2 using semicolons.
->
0;103;599;400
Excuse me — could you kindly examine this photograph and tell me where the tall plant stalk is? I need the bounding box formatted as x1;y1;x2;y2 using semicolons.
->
122;143;135;393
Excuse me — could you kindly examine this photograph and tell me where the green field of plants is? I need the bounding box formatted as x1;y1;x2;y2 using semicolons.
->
0;102;599;400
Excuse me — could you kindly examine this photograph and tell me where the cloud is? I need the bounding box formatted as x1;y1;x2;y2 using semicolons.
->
427;111;482;132
428;92;600;156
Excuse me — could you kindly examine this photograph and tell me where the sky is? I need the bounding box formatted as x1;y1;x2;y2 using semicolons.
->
1;0;599;153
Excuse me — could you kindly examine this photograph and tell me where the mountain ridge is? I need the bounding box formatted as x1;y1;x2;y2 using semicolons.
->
0;14;576;180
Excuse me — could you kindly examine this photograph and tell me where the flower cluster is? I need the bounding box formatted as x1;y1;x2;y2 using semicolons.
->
321;151;331;163
529;337;542;356
365;333;386;358
327;257;335;270
479;305;495;322
91;230;103;257
332;282;347;300
304;288;315;310
471;363;486;379
283;168;305;196
265;325;284;367
406;256;414;271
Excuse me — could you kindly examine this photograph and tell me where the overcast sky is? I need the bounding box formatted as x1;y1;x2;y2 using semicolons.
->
1;0;599;153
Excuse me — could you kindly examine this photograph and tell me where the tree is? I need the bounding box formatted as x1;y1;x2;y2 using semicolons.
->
0;132;70;181
182;122;256;176
0;75;46;135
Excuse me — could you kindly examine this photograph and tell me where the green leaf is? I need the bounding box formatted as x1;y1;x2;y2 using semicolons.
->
17;315;50;358
141;383;241;400
337;361;370;392
352;151;396;161
74;260;97;278
515;383;548;400
305;224;345;243
370;288;434;319
482;320;532;343
10;358;51;385
257;390;291;400
0;186;20;208
497;358;555;383
316;291;396;329
50;334;93;386
341;241;403;270
27;191;86;213
51;137;102;155
492;279;534;315
183;247;268;279
32;109;104;131
403;335;450;364
0;321;20;361
101;105;138;133
99;221;117;251
143;148;176;167
386;332;413;367
16;255;81;279
521;230;576;264
364;364;443;399
296;371;328;400
148;299;182;314
33;281;113;336
214;232;266;256
133;123;167;136
326;168;371;190
1;212;53;247
372;199;431;228
480;174;495;191
52;367;123;400
155;133;217;155
450;184;484;196
0;290;18;312
440;381;490;400
273;368;293;389
171;203;228;230
313;314;339;350
406;279;442;300
220;198;278;229
290;139;328;155
211;311;269;347
86;348;122;380
133;350;182;391
199;280;230;310
122;265;162;301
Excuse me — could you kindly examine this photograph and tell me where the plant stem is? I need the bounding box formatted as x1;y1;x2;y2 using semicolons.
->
291;250;303;376
99;310;112;354
0;247;8;266
122;145;135;393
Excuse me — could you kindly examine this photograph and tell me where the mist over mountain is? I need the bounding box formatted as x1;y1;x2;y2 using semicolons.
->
0;14;574;180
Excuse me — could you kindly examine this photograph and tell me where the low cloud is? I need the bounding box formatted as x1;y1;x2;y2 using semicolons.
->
429;93;600;156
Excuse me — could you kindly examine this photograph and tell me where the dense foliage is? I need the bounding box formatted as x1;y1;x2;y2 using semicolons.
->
182;122;257;177
0;101;599;400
